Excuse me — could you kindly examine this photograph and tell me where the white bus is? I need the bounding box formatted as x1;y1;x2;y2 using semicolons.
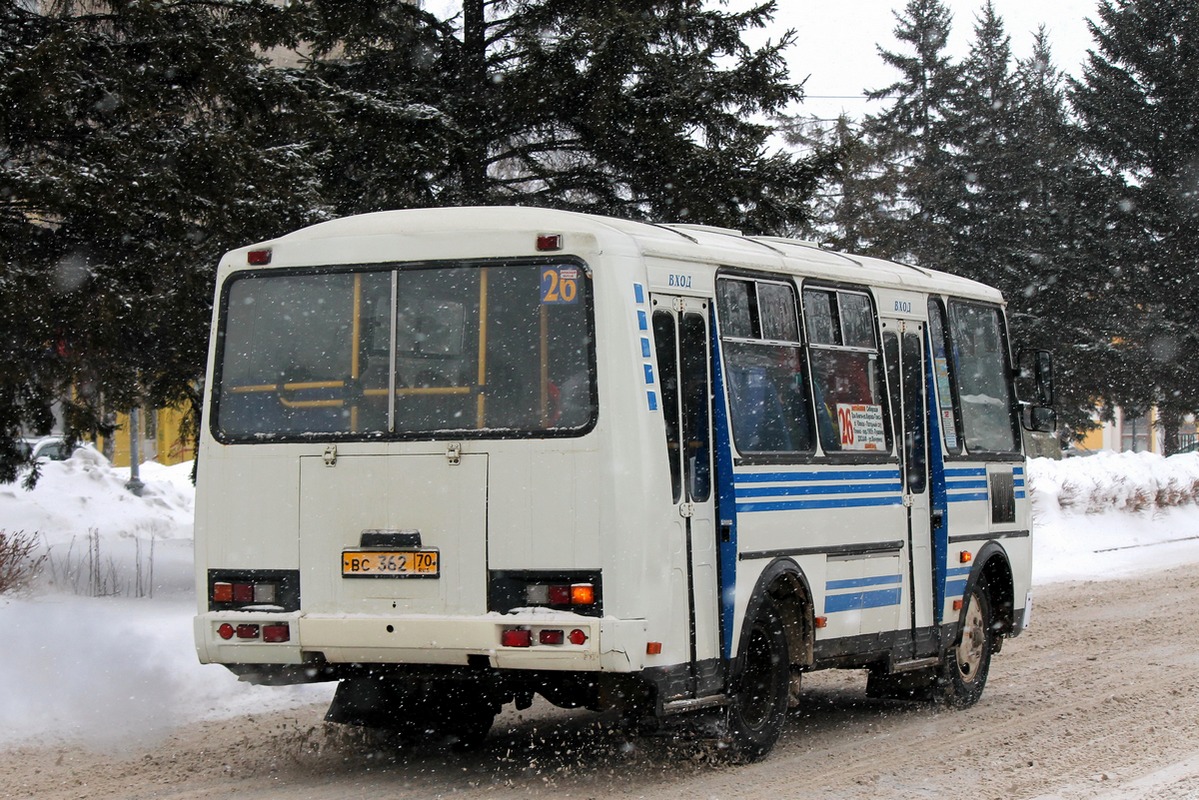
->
194;207;1053;760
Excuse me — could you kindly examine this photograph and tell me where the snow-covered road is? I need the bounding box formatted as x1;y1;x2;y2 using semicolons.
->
3;448;1199;797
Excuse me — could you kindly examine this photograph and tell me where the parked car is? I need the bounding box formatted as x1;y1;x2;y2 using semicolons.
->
18;436;72;462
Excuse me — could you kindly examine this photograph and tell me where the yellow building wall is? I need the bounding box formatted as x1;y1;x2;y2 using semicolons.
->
102;407;195;467
1077;426;1105;453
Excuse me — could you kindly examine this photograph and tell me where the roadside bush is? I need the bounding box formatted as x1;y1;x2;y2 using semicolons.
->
0;529;45;594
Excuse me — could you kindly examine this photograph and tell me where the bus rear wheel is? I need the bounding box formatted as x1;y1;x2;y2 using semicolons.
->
721;597;790;762
938;583;994;708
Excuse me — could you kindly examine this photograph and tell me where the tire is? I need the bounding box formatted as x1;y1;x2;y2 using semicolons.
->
938;582;994;708
721;597;790;762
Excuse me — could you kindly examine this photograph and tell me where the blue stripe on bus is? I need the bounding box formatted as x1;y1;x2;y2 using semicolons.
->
826;574;903;590
945;479;988;489
945;579;968;597
737;495;904;513
709;312;739;661
736;481;904;498
947;492;989;503
735;469;901;484
825;587;903;613
945;566;972;578
944;467;986;477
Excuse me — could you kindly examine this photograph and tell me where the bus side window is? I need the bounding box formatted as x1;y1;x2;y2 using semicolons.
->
653;310;684;503
717;277;812;457
803;288;889;456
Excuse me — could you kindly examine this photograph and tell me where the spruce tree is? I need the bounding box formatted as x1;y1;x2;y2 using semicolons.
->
1006;30;1127;438
859;0;964;267
777;113;878;253
947;1;1021;287
0;0;324;483
1070;0;1199;451
302;0;833;233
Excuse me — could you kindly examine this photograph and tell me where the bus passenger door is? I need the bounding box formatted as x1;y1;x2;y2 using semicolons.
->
652;296;722;695
881;321;936;658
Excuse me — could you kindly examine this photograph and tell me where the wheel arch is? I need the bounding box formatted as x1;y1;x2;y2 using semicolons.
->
969;542;1015;636
737;558;814;670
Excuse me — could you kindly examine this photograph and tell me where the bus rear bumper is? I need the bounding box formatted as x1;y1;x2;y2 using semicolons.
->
195;611;648;674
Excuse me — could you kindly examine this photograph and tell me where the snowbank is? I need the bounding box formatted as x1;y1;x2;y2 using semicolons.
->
3;448;1199;749
1030;450;1199;515
1028;452;1199;584
0;447;195;595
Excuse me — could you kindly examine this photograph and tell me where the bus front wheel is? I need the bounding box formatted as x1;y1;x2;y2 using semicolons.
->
721;597;790;762
938;583;994;708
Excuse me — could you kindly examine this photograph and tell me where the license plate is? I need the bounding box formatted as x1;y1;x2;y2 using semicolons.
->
341;549;440;578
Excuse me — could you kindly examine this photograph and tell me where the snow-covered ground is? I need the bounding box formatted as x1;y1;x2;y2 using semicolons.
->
3;448;1199;750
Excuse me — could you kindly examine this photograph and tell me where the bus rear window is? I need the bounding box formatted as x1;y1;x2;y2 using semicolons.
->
214;261;596;440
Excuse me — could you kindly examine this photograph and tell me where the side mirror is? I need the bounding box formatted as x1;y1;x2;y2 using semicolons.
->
1017;349;1054;407
1023;405;1057;434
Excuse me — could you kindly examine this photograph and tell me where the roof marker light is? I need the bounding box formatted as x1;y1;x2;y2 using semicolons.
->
247;249;272;265
536;234;563;252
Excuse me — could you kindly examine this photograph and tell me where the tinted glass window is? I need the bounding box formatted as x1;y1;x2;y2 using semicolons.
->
215;263;596;439
927;299;962;452
806;289;888;455
803;290;837;345
947;302;1018;453
716;279;754;339
718;277;812;455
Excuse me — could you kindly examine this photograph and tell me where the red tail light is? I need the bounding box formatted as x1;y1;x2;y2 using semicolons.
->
262;623;290;643
501;628;532;647
235;624;260;639
217;623;235;640
568;629;587;646
539;629;564;645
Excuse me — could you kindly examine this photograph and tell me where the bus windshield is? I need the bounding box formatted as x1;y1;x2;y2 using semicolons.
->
213;261;595;440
